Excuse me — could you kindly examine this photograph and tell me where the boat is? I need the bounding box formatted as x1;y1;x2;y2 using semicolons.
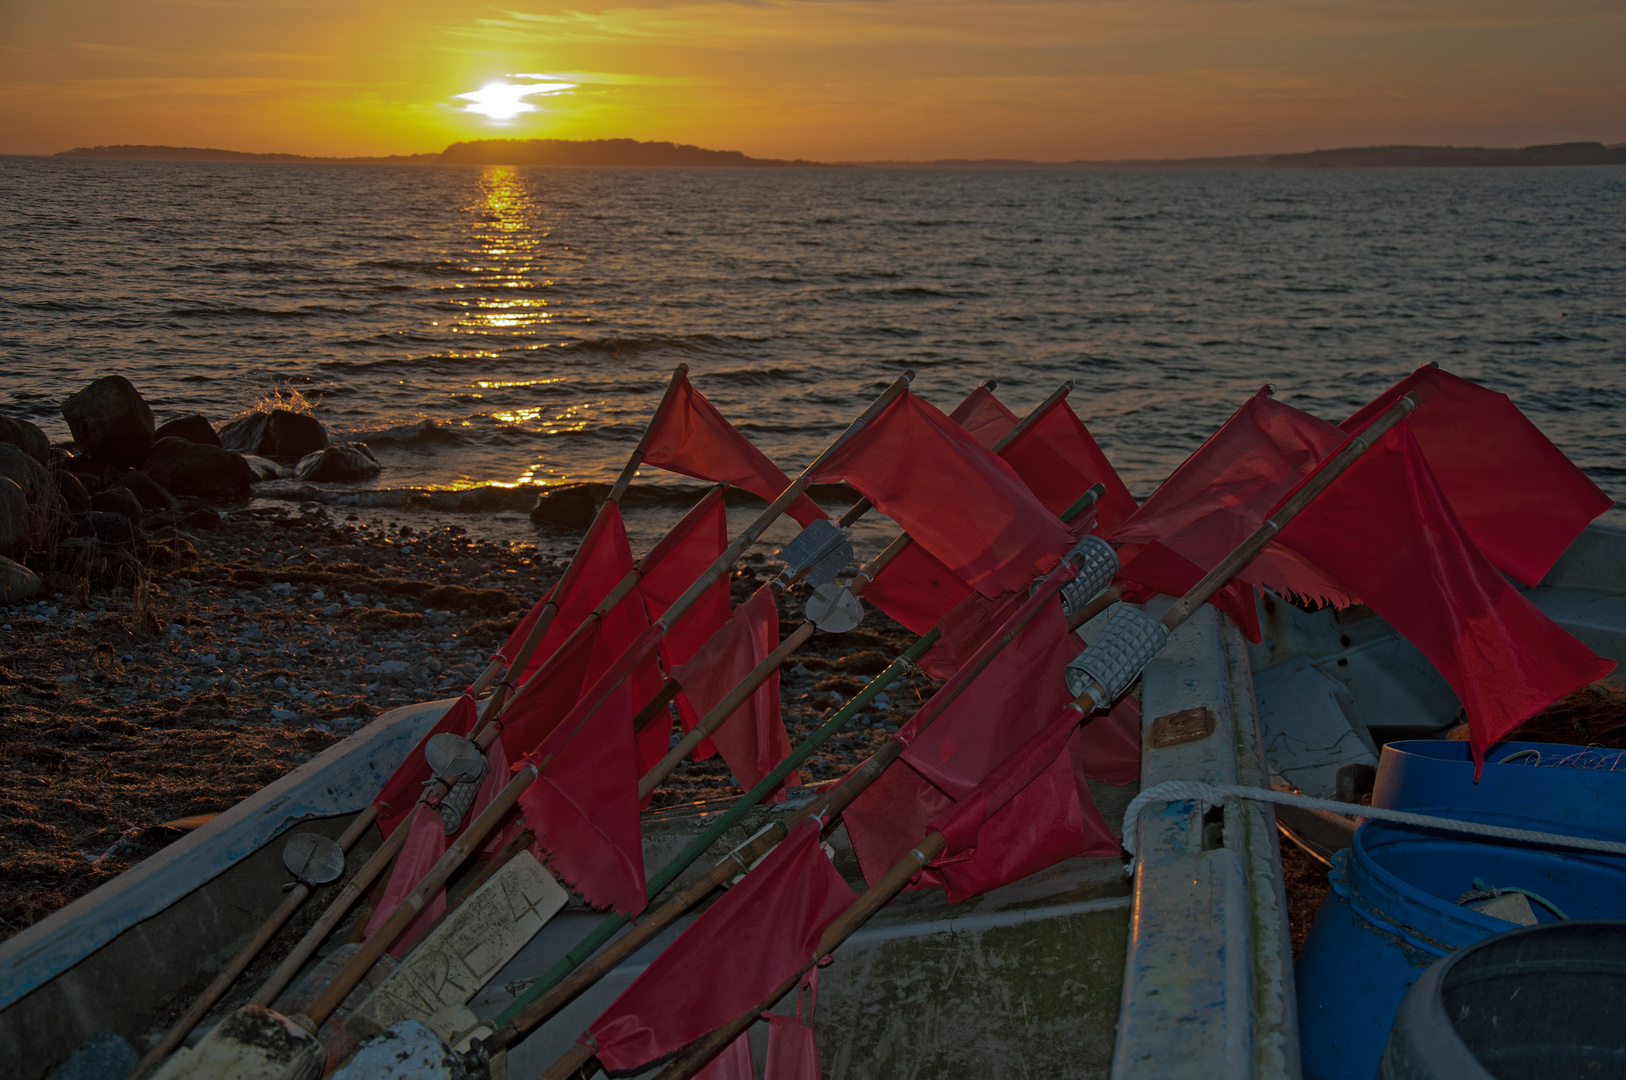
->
1;589;1296;1079
6;532;1616;1079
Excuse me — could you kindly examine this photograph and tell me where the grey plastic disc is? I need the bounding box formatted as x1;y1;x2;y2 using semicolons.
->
805;583;865;634
282;832;345;885
424;733;486;784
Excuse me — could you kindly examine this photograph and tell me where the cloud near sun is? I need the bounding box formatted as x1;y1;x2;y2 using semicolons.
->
455;76;577;122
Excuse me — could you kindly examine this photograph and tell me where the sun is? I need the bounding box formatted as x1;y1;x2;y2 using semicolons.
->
454;77;575;122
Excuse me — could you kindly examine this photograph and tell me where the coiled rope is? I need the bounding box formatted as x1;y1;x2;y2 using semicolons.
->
1121;780;1626;860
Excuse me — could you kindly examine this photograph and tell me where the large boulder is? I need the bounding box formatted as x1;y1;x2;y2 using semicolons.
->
0;415;50;464
91;487;144;525
154;413;223;447
0;443;61;549
295;443;380;482
529;482;608;529
0;477;25;558
219;409;329;462
54;470;93;515
117;470;180;512
0;554;42;604
140;437;256;500
61;376;155;467
84;510;138;547
241;455;281;482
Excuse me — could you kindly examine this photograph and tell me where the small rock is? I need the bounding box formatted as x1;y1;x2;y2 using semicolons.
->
153;413;222;447
321;603;341;617
295;444;381;482
115;469;179;512
218;409;329;462
90;487;144;525
270;707;301;722
0;555;42;604
140;437;256;500
0;415;51;465
68;469;104;494
273;675;290;690
0;477;26;559
84;510;139;547
311;589;325;601
60;376;155;467
240;454;281;482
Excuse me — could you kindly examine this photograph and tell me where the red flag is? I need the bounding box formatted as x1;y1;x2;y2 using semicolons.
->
842;581;1119;894
364;803;446;956
638;487;733;767
858;540;974;637
998;397;1138;532
672;587;798;798
497;622;599;762
1273;424;1615;769
585;820;855;1074
915;587;1026;681
1077;697;1142;785
498;502;638;690
808;390;1071;597
373;694;477;837
643;371;824;527
947;385;1019;448
763;976;821;1080
1341;366;1612;586
695;1034;753;1080
518;622;668;915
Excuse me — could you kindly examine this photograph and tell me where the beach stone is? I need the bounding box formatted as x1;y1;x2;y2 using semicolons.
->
153;412;222;447
0;444;64;550
85;510;138;547
295;443;381;482
218;408;329;462
240;454;281;482
140;437;256;500
0;414;51;464
90;487;144;525
68;469;104;494
0;555;43;603
54;470;92;515
116;469;180;512
0;442;50;505
0;478;26;558
60;375;155;467
529;482;605;528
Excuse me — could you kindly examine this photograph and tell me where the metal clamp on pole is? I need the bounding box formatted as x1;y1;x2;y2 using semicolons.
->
1055;535;1119;620
424;733;490;835
280;833;345;892
1064;605;1169;711
776;519;854;590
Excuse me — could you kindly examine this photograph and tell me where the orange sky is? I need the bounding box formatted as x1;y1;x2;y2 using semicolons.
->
1;0;1622;160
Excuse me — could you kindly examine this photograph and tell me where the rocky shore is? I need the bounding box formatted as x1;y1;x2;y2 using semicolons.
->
0;377;931;942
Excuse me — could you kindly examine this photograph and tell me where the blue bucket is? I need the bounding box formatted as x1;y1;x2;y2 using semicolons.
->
1373;740;1626;838
1296;811;1626;1080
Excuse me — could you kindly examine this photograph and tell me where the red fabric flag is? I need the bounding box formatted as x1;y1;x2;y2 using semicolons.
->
763;976;821;1080
364;803;446;957
372;694;477;838
1341;366;1612;586
643;371;824;527
586;820;856;1074
807;390;1071;597
1077;697;1142;786
499;501;638;690
858;540;974;638
1273;424;1615;769
497;619;599;761
842;580;1119;895
915;587;1027;681
638;487;733;767
695;1034;753;1080
518;622;668;915
947;385;1019;448
1109;390;1351;633
672;587;798;798
998;397;1139;532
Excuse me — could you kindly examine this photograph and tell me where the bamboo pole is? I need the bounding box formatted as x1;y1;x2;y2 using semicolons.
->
491;480;1106;1053
126;810;378;1079
242;366;690;1014
643;392;1425;1080
293;374;915;1029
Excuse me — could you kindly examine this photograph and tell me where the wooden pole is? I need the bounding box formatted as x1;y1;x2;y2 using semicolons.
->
641;393;1427;1080
129;808;377;1078
496;481;1105;1050
295;374;914;1029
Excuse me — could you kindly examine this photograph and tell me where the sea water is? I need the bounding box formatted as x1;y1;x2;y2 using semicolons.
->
2;157;1622;552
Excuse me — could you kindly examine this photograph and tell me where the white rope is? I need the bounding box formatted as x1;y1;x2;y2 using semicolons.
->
1121;780;1626;859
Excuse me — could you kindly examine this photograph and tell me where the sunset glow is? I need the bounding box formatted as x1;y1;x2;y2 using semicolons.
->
0;1;1622;159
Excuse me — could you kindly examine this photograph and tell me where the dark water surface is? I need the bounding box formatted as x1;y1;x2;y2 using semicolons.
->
2;157;1622;549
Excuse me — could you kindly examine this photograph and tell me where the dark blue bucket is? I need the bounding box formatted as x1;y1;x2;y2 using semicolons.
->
1296;811;1626;1080
1373;740;1626;838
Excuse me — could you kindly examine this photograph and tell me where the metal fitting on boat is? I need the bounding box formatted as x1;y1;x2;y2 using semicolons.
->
1057;535;1119;619
805;582;865;633
1064;606;1169;710
424;733;489;835
777;519;854;589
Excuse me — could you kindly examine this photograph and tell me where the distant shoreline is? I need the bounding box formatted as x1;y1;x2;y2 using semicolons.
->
42;137;1626;170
